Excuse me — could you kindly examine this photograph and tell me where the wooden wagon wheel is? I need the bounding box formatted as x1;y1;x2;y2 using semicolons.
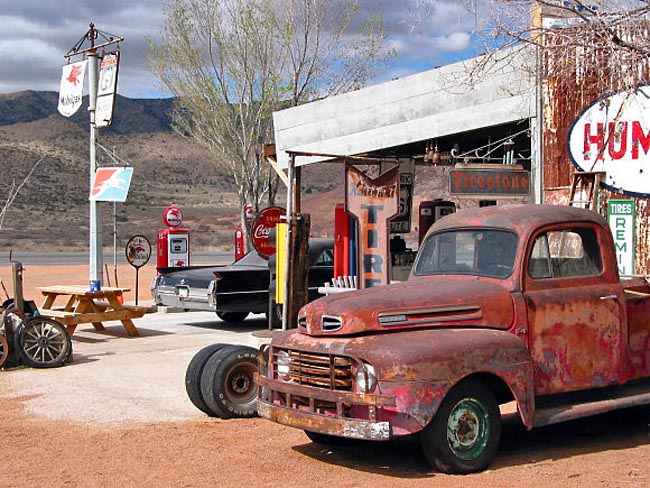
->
0;334;8;368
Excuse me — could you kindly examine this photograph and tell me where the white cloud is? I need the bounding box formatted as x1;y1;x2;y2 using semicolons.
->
431;32;472;52
0;0;487;98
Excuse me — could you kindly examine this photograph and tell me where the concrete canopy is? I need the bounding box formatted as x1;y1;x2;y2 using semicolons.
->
273;47;537;169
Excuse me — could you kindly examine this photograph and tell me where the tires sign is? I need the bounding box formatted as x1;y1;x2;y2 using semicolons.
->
251;206;285;258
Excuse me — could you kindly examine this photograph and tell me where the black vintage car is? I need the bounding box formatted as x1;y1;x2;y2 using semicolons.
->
151;238;334;322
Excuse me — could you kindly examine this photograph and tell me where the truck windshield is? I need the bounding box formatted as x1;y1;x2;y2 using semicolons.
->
413;229;518;278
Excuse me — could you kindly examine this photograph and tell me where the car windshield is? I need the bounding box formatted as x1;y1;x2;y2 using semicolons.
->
413;229;518;278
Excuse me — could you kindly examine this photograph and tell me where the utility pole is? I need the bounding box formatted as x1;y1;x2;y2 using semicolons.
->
64;22;123;290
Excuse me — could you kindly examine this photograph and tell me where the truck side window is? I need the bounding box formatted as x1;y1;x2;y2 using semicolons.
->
528;236;552;278
528;228;602;279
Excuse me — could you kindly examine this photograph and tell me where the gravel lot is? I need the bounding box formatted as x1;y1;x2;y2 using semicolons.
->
1;265;650;487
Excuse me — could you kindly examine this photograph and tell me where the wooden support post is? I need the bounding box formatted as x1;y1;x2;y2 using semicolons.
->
285;214;310;329
11;262;24;313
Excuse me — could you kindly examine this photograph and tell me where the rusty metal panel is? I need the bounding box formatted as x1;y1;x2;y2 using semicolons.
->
542;28;650;276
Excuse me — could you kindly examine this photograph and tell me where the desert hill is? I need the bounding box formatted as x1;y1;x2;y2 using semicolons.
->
0;91;340;254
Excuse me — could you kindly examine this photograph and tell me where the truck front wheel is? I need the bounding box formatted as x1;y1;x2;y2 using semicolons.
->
421;379;501;474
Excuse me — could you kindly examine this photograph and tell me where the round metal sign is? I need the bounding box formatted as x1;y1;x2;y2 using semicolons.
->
250;206;285;258
163;205;183;227
568;84;650;197
125;235;152;268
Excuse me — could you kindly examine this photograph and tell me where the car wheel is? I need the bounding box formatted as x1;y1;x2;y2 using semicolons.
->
185;343;228;416
14;316;72;368
216;311;249;323
200;344;259;419
420;379;501;474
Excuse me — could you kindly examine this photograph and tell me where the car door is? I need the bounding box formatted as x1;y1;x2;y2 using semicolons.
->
523;225;623;395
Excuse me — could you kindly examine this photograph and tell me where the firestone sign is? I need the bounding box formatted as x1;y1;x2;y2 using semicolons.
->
568;85;650;198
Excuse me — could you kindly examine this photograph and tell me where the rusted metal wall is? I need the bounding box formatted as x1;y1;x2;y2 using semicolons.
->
541;23;650;276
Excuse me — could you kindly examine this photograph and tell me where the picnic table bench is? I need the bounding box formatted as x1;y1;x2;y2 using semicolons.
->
37;285;148;337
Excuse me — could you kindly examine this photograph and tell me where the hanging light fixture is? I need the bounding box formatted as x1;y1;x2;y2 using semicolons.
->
424;140;441;165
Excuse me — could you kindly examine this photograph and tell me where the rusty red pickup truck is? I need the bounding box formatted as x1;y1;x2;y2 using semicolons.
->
256;204;650;474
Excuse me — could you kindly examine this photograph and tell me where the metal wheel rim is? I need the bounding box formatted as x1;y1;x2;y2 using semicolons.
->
20;320;68;365
225;362;257;403
446;397;490;461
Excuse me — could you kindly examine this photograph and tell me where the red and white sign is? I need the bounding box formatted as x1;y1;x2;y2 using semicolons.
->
568;85;650;197
90;167;133;202
244;204;255;222
163;205;183;227
95;52;120;128
58;60;88;117
251;206;285;258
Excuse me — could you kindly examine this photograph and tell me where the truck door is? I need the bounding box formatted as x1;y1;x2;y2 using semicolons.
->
523;226;623;395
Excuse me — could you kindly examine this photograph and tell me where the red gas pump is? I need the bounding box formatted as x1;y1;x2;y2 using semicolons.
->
418;200;456;245
334;203;351;279
234;227;245;261
157;205;191;270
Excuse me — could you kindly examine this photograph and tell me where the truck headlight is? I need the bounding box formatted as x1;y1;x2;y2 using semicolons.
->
355;363;377;393
276;350;291;380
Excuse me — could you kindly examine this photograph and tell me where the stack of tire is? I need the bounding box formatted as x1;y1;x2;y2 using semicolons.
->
185;343;259;418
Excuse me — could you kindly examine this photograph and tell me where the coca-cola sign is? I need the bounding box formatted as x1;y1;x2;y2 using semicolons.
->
251;206;285;258
568;85;650;197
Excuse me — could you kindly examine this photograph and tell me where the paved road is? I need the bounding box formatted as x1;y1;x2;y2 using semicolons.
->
0;250;233;266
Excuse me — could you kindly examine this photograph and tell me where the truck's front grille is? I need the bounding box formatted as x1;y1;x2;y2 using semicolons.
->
272;348;353;391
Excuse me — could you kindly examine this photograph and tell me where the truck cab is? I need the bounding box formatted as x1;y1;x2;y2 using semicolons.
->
256;204;650;474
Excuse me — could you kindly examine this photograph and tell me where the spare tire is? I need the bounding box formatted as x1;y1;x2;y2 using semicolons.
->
185;343;229;416
200;344;259;419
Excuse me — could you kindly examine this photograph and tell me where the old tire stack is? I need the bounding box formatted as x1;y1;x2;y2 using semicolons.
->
185;343;259;418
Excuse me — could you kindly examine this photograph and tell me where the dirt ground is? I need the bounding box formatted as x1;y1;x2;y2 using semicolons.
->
1;264;650;487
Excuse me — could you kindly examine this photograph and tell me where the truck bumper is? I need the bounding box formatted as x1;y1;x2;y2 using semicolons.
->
257;400;392;440
256;374;396;441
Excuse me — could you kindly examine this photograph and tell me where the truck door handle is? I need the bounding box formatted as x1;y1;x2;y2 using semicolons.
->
600;294;618;300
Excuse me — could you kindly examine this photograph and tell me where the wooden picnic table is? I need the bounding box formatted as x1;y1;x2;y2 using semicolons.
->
37;285;147;337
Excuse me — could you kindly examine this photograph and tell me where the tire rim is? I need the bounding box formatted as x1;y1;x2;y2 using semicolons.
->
226;363;257;403
21;320;68;364
446;396;490;461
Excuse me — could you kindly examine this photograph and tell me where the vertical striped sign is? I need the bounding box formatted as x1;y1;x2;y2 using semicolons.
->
608;199;635;276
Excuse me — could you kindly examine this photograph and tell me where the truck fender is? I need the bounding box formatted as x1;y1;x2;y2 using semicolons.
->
371;329;535;431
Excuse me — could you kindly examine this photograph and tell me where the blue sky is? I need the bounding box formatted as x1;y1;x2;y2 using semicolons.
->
0;0;488;98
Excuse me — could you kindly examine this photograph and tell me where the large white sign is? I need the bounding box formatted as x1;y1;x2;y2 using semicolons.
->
568;85;650;197
95;52;120;128
57;60;88;117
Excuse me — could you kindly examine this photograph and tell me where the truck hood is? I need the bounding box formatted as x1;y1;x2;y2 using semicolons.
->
298;276;515;336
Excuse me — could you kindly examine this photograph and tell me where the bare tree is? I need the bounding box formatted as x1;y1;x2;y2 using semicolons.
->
0;156;45;231
470;1;650;93
147;0;392;247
